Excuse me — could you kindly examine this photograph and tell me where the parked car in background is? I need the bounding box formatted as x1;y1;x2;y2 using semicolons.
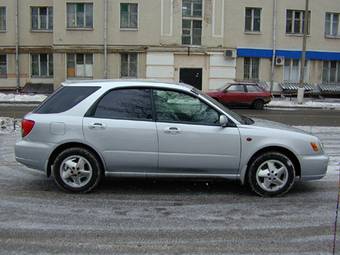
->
207;82;272;110
15;80;328;197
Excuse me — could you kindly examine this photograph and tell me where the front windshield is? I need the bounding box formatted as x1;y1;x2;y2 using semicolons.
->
193;88;245;124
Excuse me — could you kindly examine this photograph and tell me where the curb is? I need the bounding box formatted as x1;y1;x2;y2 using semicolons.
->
0;101;41;105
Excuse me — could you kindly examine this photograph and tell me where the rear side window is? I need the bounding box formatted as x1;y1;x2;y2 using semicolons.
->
34;86;99;114
92;88;152;120
246;85;263;92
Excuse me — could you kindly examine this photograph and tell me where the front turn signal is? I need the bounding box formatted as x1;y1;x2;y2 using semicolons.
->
310;142;319;152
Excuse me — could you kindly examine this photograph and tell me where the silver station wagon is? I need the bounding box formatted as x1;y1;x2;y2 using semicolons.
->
15;80;329;196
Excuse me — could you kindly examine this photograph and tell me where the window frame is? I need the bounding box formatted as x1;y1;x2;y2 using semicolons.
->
0;6;6;32
86;87;225;127
286;9;311;35
325;12;340;38
244;7;262;33
66;53;93;79
0;54;7;78
66;3;93;30
120;53;138;78
181;0;203;46
152;88;221;126
244;57;260;81
31;53;54;78
283;58;309;82
225;84;246;93
86;87;154;122
31;6;53;32
322;61;340;83
120;3;139;30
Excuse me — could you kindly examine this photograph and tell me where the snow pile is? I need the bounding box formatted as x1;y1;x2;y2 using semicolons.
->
0;117;20;134
0;93;47;102
268;98;340;109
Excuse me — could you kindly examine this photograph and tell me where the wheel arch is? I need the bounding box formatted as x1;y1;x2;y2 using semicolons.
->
241;146;301;184
46;142;106;177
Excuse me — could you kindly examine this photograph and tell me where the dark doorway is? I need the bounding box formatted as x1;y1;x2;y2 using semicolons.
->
179;68;202;90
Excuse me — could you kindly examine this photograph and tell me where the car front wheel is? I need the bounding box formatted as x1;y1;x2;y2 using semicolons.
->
247;152;295;197
53;147;102;193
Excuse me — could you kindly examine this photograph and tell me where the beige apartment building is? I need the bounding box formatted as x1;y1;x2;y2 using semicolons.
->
0;0;340;92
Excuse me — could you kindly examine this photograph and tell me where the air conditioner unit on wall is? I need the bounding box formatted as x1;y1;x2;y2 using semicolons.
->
275;56;285;66
225;49;236;59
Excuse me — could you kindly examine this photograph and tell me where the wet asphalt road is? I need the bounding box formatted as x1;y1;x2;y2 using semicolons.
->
1;104;340;126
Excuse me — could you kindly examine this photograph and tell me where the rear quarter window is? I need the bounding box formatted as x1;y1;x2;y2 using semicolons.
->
34;86;100;114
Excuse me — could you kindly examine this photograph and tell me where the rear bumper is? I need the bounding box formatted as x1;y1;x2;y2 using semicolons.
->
15;140;53;172
299;154;329;181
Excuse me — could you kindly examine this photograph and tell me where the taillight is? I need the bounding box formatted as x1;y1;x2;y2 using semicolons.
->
21;119;35;137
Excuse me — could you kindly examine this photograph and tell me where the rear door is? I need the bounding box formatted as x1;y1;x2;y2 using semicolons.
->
153;89;241;175
83;88;158;172
245;85;264;104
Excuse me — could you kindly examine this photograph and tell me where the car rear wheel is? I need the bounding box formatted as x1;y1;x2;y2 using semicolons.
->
252;99;264;110
247;152;295;197
53;147;102;193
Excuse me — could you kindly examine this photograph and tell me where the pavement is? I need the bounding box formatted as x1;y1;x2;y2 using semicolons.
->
0;114;340;254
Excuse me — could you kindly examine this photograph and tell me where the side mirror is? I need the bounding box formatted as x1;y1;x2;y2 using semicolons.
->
219;115;228;127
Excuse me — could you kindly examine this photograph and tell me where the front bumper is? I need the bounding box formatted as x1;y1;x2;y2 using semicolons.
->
299;154;329;181
15;140;53;173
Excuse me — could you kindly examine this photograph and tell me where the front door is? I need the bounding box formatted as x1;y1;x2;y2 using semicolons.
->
153;89;241;175
83;88;158;172
179;68;202;90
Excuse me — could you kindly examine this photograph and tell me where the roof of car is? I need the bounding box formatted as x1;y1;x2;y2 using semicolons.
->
228;82;258;86
61;79;194;90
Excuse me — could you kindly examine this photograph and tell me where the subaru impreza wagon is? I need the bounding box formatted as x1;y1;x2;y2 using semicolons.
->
15;80;329;196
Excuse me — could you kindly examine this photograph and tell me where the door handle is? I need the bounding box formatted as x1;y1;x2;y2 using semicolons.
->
164;127;181;134
89;122;105;129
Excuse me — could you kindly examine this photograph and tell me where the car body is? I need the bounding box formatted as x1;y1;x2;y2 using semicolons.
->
207;82;272;109
15;80;328;196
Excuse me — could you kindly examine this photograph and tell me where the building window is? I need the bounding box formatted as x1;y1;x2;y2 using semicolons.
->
67;3;93;29
121;53;137;78
67;54;93;78
0;7;6;31
245;8;261;32
284;59;308;82
32;7;53;31
182;0;202;45
120;3;138;29
323;61;340;82
325;13;339;37
0;55;6;78
286;10;310;34
31;54;53;78
244;57;259;80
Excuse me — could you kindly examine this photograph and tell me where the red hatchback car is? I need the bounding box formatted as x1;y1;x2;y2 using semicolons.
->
207;82;272;110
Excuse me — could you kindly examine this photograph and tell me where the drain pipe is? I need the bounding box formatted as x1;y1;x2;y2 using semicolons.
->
103;0;108;79
270;0;277;93
15;0;20;92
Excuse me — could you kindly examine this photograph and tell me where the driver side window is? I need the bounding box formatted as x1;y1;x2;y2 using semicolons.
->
153;90;219;125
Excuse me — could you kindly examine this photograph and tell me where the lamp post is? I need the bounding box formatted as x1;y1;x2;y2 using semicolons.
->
297;0;309;104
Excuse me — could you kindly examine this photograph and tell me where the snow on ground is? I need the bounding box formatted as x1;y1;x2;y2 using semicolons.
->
268;98;340;109
0;93;47;102
0;117;21;134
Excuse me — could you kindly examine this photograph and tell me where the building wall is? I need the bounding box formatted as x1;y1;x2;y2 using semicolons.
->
0;0;339;91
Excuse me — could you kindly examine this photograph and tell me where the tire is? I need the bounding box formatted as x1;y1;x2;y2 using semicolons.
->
247;152;295;197
53;147;103;193
252;99;264;110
